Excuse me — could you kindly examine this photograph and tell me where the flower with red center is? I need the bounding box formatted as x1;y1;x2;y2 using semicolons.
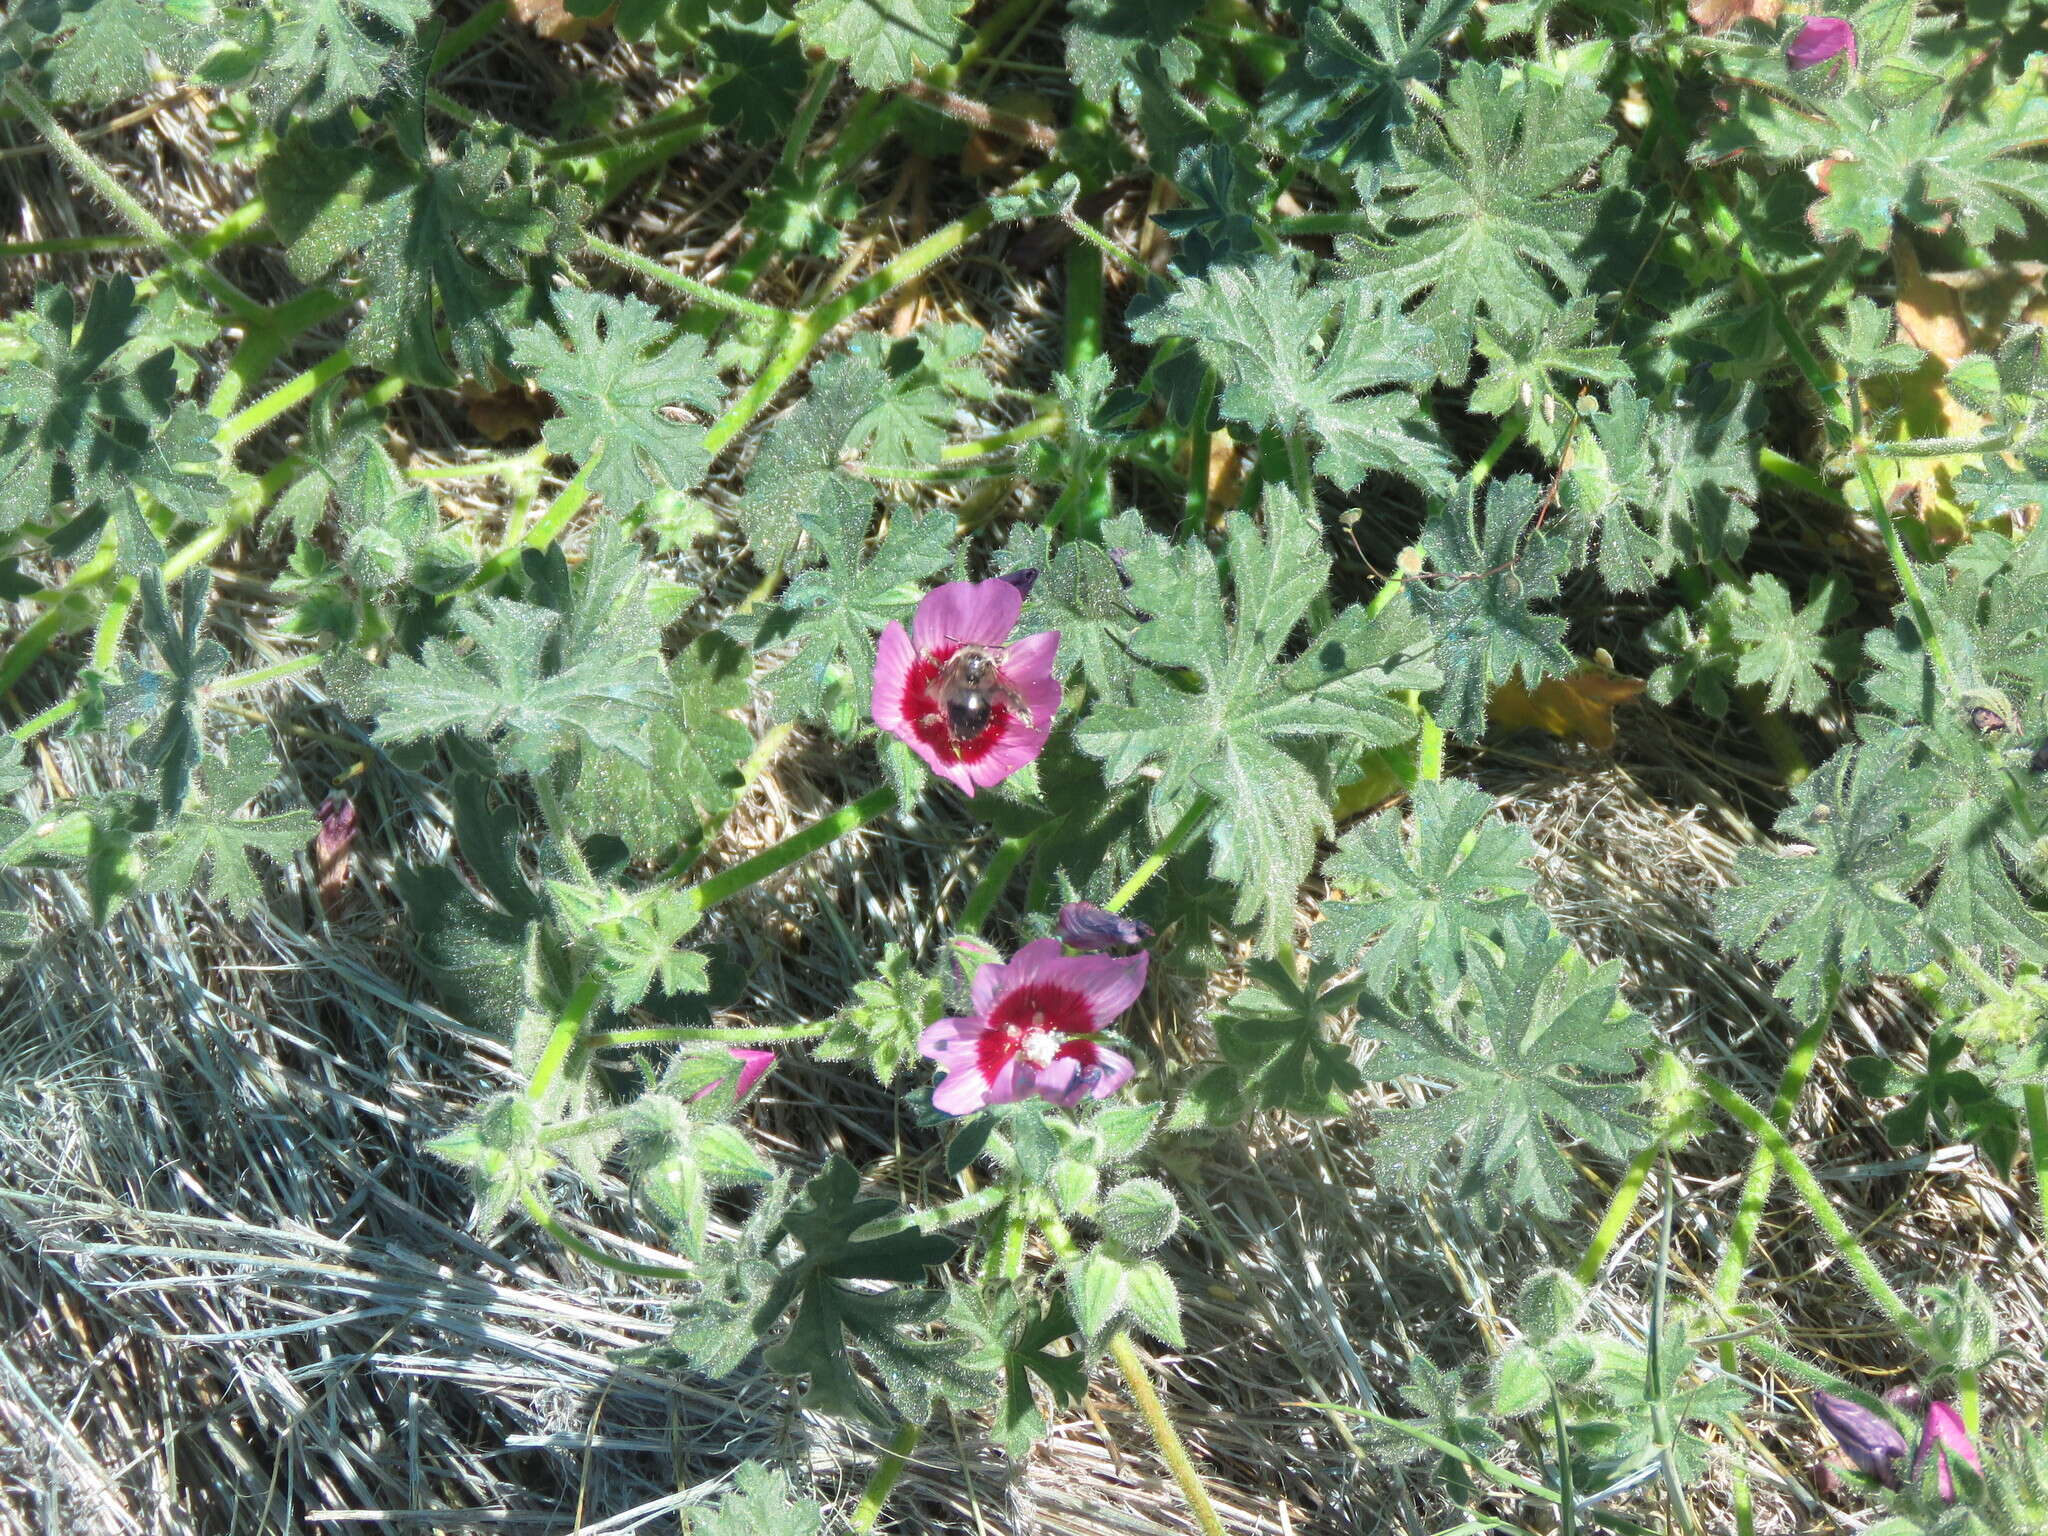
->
918;939;1146;1115
872;579;1061;797
1786;15;1856;70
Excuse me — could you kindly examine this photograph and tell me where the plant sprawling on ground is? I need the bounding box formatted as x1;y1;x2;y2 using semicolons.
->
3;0;2048;1530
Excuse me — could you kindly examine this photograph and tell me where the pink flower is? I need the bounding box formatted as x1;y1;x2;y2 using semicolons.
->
872;579;1061;797
1911;1400;1982;1502
918;938;1146;1115
691;1047;775;1102
1786;15;1856;70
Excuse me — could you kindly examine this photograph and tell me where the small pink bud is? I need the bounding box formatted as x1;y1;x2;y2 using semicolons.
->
315;793;358;914
1911;1400;1982;1503
690;1047;775;1103
1786;15;1856;70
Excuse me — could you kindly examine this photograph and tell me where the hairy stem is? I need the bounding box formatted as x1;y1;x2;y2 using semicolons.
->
527;976;605;1104
682;784;900;915
846;1422;921;1534
1106;794;1213;915
1702;1075;1933;1355
1574;1140;1661;1285
957;830;1040;935
582;1022;826;1049
583;234;797;323
520;1190;695;1282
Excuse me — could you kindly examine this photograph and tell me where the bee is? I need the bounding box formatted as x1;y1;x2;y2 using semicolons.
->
927;644;1031;746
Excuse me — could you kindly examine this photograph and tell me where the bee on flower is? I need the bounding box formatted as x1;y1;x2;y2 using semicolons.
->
872;578;1061;796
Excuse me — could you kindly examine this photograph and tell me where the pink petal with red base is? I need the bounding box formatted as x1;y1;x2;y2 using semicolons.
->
913;579;1021;652
872;622;916;733
991;940;1148;1030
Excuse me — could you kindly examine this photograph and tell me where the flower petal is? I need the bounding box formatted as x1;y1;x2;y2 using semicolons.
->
1081;1045;1135;1099
1058;902;1154;952
730;1047;775;1099
932;1064;995;1117
987;939;1071;997
920;1014;985;1061
959;714;1053;790
872;622;916;732
914;579;1022;653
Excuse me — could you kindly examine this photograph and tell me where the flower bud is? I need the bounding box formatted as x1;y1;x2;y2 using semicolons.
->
1912;1400;1982;1503
1813;1391;1908;1485
1057;902;1155;952
1786;16;1856;70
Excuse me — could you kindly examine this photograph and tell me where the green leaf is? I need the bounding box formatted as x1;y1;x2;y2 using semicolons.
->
735;497;953;724
262;125;586;387
1820;294;1926;381
842;326;995;472
1322;778;1540;988
955;1292;1085;1458
103;570;232;817
1409;475;1574;740
0;279;227;532
1468;296;1628;431
814;943;943;1085
1272;0;1474;196
15;0;209;105
685;1462;825;1536
1197;954;1368;1121
134;734;316;919
1128;254;1449;494
703;28;809;144
1098;1177;1180;1254
1069;1248;1129;1342
755;1157;989;1424
1848;1032;2020;1177
256;0;431;121
1076;492;1436;952
1715;732;1934;1018
794;0;966;87
1063;0;1203;103
1151;142;1273;278
1730;573;1855;713
735;350;886;572
570;632;755;862
1355;912;1655;1223
1123;1259;1184;1348
1337;61;1616;378
367;535;669;776
511;290;724;516
619;1093;773;1258
426;1092;548;1234
1559;382;1762;592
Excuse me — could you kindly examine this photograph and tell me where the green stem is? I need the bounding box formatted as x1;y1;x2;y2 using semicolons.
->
1180;371;1217;539
1701;1075;1933;1354
208;652;324;696
582;234;798;323
583;1022;827;1048
2;80;263;322
846;1422;921;1534
466;453;600;591
520;1190;696;1282
957;830;1040;935
535;773;596;889
216;348;358;451
682;784;899;915
1106;795;1213;915
431;1;508;69
701;165;1060;462
938;410;1064;462
1061;209;1151;280
527;977;604;1104
1574;1141;1661;1285
8;695;79;742
1106;1335;1230;1536
1467;412;1525;488
2027;1084;2048;1249
206;291;350;420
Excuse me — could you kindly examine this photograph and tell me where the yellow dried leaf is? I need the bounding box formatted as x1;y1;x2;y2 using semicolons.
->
1489;667;1647;751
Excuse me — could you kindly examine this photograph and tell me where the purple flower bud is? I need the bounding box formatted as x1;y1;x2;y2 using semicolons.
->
690;1047;775;1102
1057;902;1155;952
997;567;1040;600
1814;1392;1908;1484
1786;16;1856;70
1912;1400;1982;1503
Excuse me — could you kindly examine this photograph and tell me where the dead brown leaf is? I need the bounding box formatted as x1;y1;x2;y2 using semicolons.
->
1490;666;1648;751
1689;0;1781;34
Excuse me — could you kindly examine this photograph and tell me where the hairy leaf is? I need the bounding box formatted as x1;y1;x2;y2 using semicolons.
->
1323;778;1539;987
134;733;315;918
1128;254;1448;494
1716;732;1933;1017
795;0;966;87
1730;573;1855;713
1409;475;1574;740
1076;492;1436;952
1356;912;1654;1223
512;290;724;516
814;943;943;1085
1338;61;1616;377
1177;954;1368;1125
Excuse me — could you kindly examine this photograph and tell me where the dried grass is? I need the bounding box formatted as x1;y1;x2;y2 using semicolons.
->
6;14;2047;1536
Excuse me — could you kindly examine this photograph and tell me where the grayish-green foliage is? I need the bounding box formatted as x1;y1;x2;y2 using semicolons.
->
1338;61;1616;378
1409;475;1574;740
1077;491;1436;952
511;291;724;517
814;942;943;1085
794;0;966;86
1355;911;1654;1223
683;1462;825;1536
1322;778;1538;987
134;733;316;919
1128;253;1449;493
1174;954;1368;1124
